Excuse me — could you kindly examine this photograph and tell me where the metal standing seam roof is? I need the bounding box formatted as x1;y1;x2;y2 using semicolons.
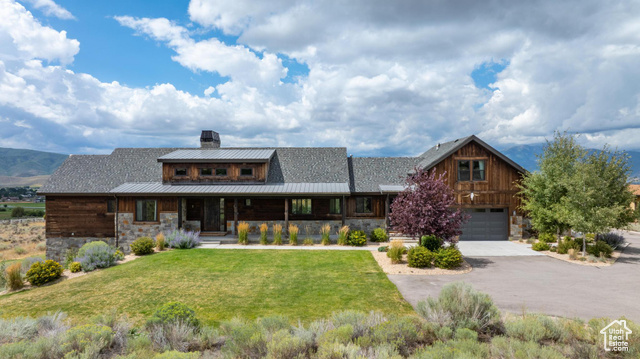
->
109;182;351;195
157;149;275;162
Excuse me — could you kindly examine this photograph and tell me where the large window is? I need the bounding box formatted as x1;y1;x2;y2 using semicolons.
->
329;198;341;214
200;168;213;176
355;197;372;214
473;160;486;181
292;199;312;214
458;160;486;182
215;168;228;176
240;168;253;176
135;200;157;222
174;168;188;176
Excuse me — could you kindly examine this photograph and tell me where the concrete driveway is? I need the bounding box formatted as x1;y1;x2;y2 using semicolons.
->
389;231;640;321
457;240;544;257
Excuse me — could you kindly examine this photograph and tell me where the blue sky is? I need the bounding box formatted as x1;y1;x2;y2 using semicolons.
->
0;0;639;156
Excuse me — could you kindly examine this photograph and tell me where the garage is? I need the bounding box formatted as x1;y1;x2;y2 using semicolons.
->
459;208;508;241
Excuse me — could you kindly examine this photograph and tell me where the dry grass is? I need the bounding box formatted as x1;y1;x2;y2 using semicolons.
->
0;221;46;261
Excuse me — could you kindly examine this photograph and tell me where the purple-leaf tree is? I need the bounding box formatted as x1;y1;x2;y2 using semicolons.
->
389;168;468;243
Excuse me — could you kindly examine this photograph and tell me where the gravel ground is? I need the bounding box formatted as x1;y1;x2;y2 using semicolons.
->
370;250;472;275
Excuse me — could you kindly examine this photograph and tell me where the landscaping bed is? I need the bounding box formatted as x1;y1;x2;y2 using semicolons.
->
371;250;472;275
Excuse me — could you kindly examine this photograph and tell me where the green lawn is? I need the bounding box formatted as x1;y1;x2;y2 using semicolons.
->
0;203;45;219
0;249;413;325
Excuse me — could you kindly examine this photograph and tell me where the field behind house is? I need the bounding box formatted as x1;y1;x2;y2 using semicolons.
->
0;203;46;220
0;221;46;260
0;249;413;325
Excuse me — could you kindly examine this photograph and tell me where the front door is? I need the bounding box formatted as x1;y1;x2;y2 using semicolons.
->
203;197;224;231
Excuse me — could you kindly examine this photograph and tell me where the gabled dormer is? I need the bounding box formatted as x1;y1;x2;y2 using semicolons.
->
157;131;274;184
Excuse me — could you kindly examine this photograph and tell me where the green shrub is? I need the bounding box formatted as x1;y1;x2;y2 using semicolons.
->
319;325;354;345
532;242;550;251
586;240;613;258
6;262;23;291
63;248;78;268
454;327;478;341
62;323;113;355
11;206;25;218
412;339;489;358
114;249;125;261
371;317;423;356
346;230;367;246
556;238;580;254
377;246;388;252
505;315;561;343
69;261;82;273
387;246;404;264
13;246;26;255
130;237;155;256
76;241;118;271
266;329;308;359
416;282;503;335
407;246;434;268
537;233;556;243
433;246;463;269
420;235;442;252
148;302;199;328
221;319;268;358
25;259;63;286
370;228;388;242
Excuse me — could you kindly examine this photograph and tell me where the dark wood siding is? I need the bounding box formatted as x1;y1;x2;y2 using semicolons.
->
430;141;523;216
45;196;114;237
162;163;267;183
117;197;178;213
346;196;385;218
224;197;344;221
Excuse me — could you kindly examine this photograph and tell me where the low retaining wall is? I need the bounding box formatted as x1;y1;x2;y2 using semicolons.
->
118;213;178;252
226;219;386;235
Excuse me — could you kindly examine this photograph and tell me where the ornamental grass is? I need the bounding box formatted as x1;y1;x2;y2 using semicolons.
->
288;224;299;245
273;224;283;245
321;224;331;245
259;223;269;245
237;222;250;245
337;226;349;245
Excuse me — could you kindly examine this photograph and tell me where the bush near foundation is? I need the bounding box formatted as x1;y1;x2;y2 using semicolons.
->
347;230;367;246
131;237;156;256
369;228;388;242
25;260;63;286
433;246;463;269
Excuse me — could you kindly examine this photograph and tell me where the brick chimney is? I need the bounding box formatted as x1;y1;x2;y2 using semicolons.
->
200;130;220;148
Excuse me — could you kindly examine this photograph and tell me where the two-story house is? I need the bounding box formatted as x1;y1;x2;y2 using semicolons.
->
39;130;527;260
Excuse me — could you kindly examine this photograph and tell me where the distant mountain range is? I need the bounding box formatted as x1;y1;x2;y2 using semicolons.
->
500;144;640;182
0;147;68;188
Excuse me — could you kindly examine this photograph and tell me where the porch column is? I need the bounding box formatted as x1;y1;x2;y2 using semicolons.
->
385;194;390;229
177;197;182;229
233;198;238;236
341;195;346;226
284;198;289;234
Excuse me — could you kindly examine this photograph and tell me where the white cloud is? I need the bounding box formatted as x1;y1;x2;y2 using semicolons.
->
114;16;287;87
22;0;74;20
0;0;78;64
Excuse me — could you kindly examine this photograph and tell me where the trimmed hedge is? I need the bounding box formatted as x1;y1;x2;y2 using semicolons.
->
25;260;63;286
131;237;156;256
407;246;434;268
434;246;463;269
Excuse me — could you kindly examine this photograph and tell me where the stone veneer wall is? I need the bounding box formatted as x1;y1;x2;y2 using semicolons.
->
46;236;116;262
118;212;178;252
510;215;528;240
345;219;386;233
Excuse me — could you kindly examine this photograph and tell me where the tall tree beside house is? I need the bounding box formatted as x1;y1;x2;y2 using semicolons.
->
389;169;468;242
519;132;584;240
520;132;637;251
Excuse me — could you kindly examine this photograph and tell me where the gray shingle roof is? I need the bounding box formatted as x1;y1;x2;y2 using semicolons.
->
348;157;421;193
39;147;349;194
110;182;350;195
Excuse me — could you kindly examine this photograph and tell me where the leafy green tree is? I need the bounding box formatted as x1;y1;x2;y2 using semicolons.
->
519;132;584;240
560;146;636;254
11;206;25;218
520;132;637;252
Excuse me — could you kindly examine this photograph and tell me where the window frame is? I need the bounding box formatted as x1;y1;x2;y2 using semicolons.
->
457;159;487;182
174;168;188;177
355;197;373;214
329;198;341;215
215;168;228;177
291;198;312;215
135;199;158;222
244;198;252;207
239;168;254;177
200;168;213;176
